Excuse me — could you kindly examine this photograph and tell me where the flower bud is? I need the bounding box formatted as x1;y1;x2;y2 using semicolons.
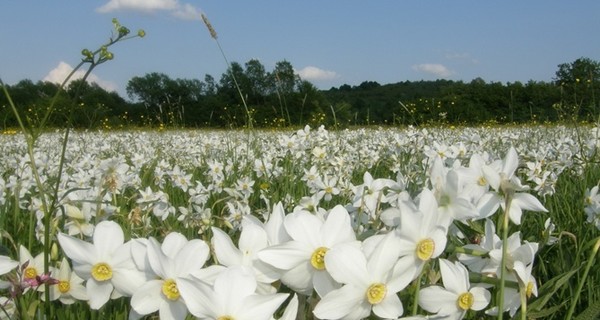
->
137;29;146;38
118;26;130;37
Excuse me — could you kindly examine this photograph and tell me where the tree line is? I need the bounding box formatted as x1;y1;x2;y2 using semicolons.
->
1;57;599;129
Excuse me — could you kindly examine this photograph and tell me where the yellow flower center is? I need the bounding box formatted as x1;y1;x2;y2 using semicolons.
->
416;238;435;261
526;281;534;299
477;176;487;186
457;292;474;310
58;280;71;293
91;262;113;281
325;186;333;194
24;266;37;279
310;247;329;270
366;283;387;304
217;316;235;320
161;279;180;300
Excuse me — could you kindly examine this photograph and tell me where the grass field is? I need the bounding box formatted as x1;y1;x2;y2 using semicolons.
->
0;124;599;319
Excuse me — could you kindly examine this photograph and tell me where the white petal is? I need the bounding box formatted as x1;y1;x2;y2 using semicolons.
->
439;259;469;294
93;221;124;258
87;279;113;309
279;294;298;320
130;280;163;314
161;232;189;258
502;147;519;177
313;284;367;320
238;293;288;320
279;261;313;295
257;241;311;270
239;223;269;257
324;243;369;287
284;211;322;247
513;193;548;212
366;233;402;280
147;238;171;279
264;202;290;245
112;268;148;296
373;292;404;319
159;299;189;320
313;270;340;298
57;233;96;267
320;205;355;246
174;239;210;276
470;286;491;311
177;277;216;318
214;267;256;313
212;227;242;267
418;286;458;315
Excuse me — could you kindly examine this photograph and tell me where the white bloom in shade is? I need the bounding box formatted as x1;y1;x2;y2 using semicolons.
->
272;293;298;320
419;259;490;319
0;255;18;290
57;220;148;309
393;188;448;279
211;223;280;294
46;257;87;304
18;245;45;289
457;219;501;274
177;267;288;320
313;233;413;320
258;205;357;297
485;232;538;282
130;232;210;320
0;256;18;275
478;147;548;224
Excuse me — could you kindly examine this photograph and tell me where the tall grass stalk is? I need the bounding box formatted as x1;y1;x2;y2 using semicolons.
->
497;193;514;320
566;236;600;320
1;19;143;317
201;13;253;129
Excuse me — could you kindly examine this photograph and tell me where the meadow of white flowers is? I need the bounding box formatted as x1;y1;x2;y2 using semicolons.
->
0;124;599;319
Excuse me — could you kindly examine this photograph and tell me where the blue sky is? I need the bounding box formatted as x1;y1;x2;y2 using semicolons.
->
1;1;599;99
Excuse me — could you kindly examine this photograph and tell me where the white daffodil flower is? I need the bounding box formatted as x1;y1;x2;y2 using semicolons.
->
45;257;87;304
178;266;288;320
419;259;490;319
130;232;211;320
313;233;413;320
258;205;357;297
478;147;547;224
57;220;148;309
393;188;448;279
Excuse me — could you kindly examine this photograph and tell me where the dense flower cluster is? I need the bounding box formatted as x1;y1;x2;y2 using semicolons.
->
0;124;598;319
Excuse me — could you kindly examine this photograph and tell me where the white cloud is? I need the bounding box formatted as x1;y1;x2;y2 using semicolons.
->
296;66;338;81
171;3;202;20
445;52;479;64
97;0;178;13
412;63;454;78
43;61;118;92
97;0;201;20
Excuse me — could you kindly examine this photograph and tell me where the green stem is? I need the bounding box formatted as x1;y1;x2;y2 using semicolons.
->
565;236;600;320
412;263;426;315
520;284;527;320
497;194;513;320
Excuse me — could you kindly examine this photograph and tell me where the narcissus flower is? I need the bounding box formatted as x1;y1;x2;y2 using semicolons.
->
258;205;357;297
57;220;147;309
130;232;210;319
178;267;288;320
313;233;413;320
419;259;490;319
45;257;87;304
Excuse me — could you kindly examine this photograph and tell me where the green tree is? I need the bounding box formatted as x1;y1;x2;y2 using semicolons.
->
555;57;600;119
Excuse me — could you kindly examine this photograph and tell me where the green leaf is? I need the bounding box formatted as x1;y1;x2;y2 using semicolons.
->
529;266;581;312
574;298;600;320
525;303;567;319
